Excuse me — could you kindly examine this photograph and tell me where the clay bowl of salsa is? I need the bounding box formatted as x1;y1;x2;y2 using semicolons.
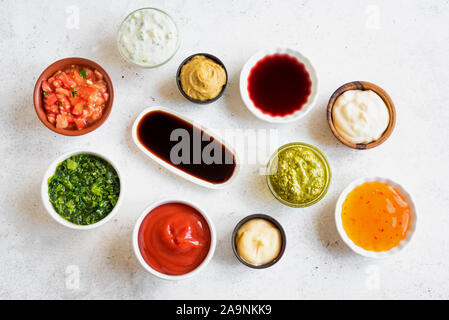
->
132;199;216;280
240;47;319;123
33;57;114;136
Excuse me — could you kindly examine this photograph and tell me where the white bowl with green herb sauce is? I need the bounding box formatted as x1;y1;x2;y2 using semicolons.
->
41;150;123;230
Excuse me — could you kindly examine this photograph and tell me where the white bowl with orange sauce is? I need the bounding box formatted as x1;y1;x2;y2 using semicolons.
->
335;177;417;258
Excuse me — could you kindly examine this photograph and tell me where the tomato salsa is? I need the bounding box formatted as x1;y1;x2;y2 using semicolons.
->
41;65;108;130
138;202;211;275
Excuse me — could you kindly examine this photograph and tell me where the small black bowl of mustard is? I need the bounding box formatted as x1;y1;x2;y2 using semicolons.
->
176;53;228;104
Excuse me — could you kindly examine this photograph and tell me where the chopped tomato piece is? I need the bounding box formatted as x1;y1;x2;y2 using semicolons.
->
82;105;94;118
84;68;94;79
52;80;62;88
88;92;104;107
71;70;85;86
42;80;52;93
56;114;68;129
47;114;56;124
72;102;84;115
69;96;83;106
94;70;103;80
91;107;102;121
44;104;59;114
57;72;76;88
55;87;71;96
45;93;58;106
73;117;87;129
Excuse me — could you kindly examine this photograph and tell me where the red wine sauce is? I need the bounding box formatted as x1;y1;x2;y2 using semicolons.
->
247;53;312;117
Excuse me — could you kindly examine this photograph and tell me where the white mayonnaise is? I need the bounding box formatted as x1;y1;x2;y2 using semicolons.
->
332;90;390;144
118;8;179;67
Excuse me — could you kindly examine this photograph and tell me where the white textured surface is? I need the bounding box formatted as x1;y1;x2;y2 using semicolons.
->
1;0;449;299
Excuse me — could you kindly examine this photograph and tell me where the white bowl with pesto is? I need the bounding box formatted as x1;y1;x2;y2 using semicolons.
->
117;7;180;68
41;150;123;230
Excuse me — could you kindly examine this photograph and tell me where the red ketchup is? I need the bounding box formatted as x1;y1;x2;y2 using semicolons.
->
138;202;211;275
247;53;312;117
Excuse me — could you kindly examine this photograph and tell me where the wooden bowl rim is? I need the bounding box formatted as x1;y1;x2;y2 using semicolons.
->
326;81;396;150
33;57;114;136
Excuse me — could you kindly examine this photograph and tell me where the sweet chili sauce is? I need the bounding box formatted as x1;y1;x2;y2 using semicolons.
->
341;181;411;252
247;53;312;117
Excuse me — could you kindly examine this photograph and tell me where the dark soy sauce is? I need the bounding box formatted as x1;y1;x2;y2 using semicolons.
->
137;110;236;184
248;53;312;116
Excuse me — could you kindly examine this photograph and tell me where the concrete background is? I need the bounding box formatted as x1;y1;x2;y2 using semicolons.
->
0;0;448;299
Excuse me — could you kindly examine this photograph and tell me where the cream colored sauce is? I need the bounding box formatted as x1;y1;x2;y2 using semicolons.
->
118;9;179;67
332;90;390;144
236;219;281;266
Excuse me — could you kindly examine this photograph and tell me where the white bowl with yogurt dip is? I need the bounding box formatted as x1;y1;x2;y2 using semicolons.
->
117;8;180;68
239;47;319;123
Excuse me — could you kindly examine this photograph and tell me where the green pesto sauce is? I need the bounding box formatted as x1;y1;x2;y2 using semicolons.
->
48;154;120;225
269;146;327;204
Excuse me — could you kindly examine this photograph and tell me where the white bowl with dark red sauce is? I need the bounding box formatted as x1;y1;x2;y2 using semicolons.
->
240;47;319;123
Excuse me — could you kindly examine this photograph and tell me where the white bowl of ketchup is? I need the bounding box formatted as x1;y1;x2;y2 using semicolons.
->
240;47;319;123
132;199;216;280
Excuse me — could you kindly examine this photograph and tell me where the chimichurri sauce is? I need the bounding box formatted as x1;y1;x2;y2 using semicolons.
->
48;154;120;225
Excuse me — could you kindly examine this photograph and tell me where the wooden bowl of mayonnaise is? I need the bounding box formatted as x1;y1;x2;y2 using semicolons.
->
327;81;396;150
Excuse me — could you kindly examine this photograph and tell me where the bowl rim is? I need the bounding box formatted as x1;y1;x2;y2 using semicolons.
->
334;176;418;258
326;81;396;150
33;57;114;136
132;199;217;280
239;47;320;123
175;53;228;104
117;7;180;69
231;214;286;269
131;106;240;189
266;142;332;208
41;149;124;230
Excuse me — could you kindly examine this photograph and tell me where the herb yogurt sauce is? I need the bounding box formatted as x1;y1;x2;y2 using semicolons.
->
268;144;328;205
118;8;179;67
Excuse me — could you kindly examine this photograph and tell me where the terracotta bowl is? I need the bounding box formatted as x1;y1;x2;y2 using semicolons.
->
327;81;396;150
33;57;114;136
